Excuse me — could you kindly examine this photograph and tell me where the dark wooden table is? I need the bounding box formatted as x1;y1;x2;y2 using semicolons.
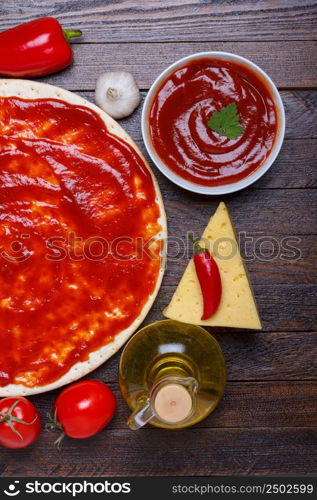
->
1;1;316;477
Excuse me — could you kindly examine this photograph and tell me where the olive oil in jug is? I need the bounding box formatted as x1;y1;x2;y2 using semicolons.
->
119;319;226;429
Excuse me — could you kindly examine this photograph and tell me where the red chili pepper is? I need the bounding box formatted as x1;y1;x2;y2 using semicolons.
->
189;235;222;320
0;17;82;77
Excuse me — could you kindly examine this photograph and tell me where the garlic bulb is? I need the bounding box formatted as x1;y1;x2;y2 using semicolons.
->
95;71;141;119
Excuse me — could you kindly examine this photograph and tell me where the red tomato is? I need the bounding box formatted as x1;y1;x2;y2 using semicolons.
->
0;397;41;449
54;380;116;439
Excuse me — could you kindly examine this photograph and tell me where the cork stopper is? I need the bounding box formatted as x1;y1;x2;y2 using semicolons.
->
153;383;193;424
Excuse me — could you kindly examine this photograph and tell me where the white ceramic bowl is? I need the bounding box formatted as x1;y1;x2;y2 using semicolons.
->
142;51;285;195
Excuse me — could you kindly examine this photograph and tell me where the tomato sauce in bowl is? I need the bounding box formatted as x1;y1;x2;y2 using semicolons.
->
146;55;282;190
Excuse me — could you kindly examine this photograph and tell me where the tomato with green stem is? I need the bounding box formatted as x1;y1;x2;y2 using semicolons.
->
0;397;41;449
47;380;116;446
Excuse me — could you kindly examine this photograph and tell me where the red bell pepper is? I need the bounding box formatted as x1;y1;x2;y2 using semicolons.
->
189;235;222;320
0;17;82;77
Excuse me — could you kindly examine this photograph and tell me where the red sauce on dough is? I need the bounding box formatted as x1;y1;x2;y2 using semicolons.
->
0;97;162;388
149;58;278;186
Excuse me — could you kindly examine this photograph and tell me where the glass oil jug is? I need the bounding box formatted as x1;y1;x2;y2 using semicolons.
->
119;319;226;429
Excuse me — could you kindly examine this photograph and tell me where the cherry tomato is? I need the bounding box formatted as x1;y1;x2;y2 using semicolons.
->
0;397;41;449
52;380;116;440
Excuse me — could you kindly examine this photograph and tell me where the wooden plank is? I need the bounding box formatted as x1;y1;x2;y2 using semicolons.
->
35;41;317;90
158;189;317;237
1;1;316;42
156;185;317;287
282;91;317;139
249;140;317;188
163;235;316;286
144;138;316;189
236;240;316;286
79;91;317;189
78;90;317;141
154;189;317;300
162;189;317;236
1;427;316;476
69;331;317;382
147;283;317;333
34;381;317;430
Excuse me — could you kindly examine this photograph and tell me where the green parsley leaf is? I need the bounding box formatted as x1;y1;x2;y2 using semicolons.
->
207;102;244;140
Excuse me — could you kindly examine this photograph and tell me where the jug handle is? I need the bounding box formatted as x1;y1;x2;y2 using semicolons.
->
127;396;154;430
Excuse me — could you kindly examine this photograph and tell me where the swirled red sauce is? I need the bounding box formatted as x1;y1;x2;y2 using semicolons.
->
149;58;277;186
0;97;162;388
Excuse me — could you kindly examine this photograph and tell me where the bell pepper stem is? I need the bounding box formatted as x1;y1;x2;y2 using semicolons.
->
63;29;82;43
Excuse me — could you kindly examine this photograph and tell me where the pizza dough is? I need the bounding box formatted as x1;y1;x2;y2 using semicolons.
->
0;79;166;396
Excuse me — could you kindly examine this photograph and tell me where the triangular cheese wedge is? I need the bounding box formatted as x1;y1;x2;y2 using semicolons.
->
164;202;261;329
